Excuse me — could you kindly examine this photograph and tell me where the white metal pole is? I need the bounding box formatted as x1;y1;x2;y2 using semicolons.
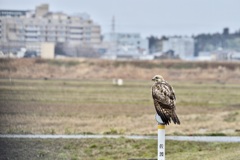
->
155;114;165;160
158;124;165;160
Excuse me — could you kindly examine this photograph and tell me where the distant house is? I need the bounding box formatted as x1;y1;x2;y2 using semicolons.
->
230;52;240;60
212;50;240;61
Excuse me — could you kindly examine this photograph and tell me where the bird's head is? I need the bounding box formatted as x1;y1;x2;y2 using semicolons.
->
152;75;164;82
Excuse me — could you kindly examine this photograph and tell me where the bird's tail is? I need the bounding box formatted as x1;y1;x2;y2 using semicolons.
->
157;109;171;125
171;111;180;125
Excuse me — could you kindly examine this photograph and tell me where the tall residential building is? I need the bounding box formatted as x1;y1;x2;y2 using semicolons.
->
0;4;101;55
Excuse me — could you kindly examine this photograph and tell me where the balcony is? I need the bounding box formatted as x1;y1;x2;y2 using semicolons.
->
25;26;39;32
25;36;39;42
25;30;40;36
57;37;66;42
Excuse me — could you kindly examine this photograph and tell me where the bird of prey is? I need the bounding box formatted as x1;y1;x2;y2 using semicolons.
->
151;75;180;125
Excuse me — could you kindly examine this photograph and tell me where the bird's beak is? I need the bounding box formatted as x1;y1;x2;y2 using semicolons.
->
152;78;155;81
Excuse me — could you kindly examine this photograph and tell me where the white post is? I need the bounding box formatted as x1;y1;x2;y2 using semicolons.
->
155;114;165;160
158;124;165;160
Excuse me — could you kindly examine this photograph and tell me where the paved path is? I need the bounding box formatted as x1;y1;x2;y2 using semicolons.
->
0;134;239;143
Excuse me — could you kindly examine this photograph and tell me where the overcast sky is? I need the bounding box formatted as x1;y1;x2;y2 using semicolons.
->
1;0;240;38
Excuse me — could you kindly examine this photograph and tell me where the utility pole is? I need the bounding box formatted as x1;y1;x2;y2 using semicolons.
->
112;16;115;33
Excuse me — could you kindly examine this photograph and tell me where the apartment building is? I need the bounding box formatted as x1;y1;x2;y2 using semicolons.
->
0;4;101;56
162;37;194;59
103;32;149;54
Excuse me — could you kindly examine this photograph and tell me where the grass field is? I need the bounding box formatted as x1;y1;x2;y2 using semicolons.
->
1;59;240;159
0;138;240;160
0;78;240;135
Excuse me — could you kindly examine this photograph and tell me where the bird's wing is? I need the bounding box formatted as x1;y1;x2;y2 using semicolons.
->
152;81;177;125
152;81;176;107
153;98;172;125
162;81;176;101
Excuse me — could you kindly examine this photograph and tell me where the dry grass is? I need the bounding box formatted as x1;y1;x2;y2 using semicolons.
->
1;58;240;83
0;78;240;135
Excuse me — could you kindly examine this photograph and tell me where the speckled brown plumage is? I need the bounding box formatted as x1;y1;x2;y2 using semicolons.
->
152;75;180;125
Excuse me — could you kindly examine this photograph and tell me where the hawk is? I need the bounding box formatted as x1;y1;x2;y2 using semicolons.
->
151;75;180;125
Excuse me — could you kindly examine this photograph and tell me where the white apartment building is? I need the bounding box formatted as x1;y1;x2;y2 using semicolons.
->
103;32;149;55
162;37;194;59
0;4;101;55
